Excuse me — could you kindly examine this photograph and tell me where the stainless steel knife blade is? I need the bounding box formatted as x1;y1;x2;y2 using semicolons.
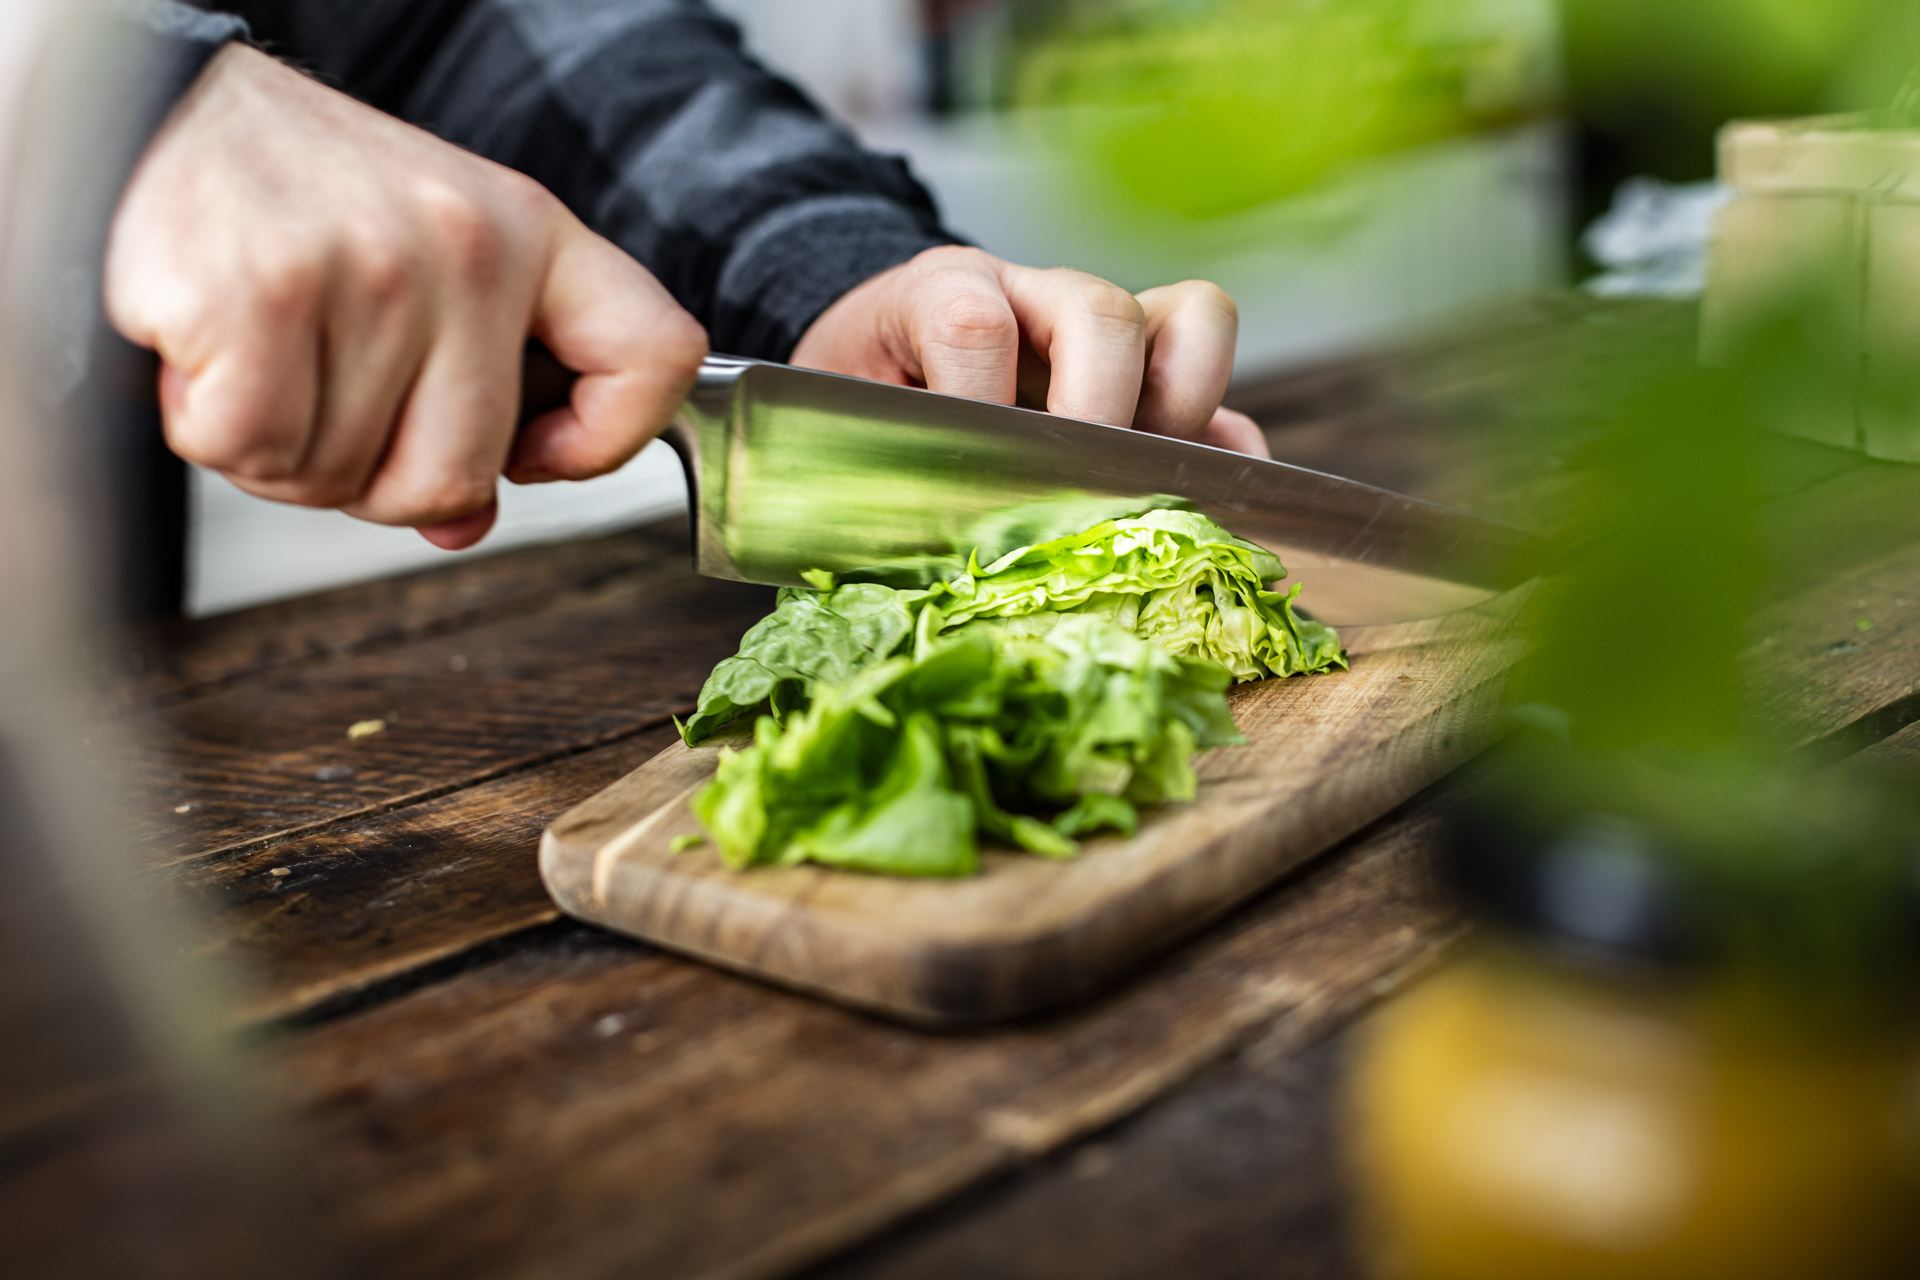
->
647;357;1539;626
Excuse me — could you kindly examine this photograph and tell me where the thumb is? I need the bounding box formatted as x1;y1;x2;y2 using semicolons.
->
507;217;707;483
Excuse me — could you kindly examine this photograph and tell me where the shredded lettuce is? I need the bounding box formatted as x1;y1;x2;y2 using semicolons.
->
692;617;1244;875
927;508;1346;681
681;509;1344;744
678;509;1345;875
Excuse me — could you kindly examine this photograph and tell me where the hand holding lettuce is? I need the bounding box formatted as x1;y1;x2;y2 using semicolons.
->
680;509;1346;875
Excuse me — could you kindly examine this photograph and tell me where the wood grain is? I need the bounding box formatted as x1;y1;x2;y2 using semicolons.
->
279;789;1459;1280
805;1021;1363;1280
540;602;1524;1025
118;562;771;864
119;523;688;707
155;725;683;1026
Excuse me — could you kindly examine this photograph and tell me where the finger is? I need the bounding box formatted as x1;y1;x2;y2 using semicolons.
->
508;218;706;484
1134;281;1237;441
116;257;325;482
343;318;519;530
998;264;1146;427
902;255;1021;405
417;503;499;551
242;258;431;509
1200;407;1270;459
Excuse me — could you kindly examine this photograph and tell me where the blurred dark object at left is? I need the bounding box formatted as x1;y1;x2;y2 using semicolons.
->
0;6;328;1275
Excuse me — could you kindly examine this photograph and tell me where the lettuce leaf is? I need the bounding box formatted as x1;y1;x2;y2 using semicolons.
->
930;509;1345;681
691;616;1243;874
678;583;918;743
682;509;1344;745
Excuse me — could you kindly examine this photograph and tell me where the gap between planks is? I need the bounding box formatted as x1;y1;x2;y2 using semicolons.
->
145;708;693;873
710;930;1461;1280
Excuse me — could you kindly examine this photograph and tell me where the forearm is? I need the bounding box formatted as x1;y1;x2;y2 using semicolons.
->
213;0;958;360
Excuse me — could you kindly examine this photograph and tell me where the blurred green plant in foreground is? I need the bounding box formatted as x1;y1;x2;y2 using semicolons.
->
1562;0;1905;184
1480;279;1920;1003
1001;0;1920;223
1006;0;1556;219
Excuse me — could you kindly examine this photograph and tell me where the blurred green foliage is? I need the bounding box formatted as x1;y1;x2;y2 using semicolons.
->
1007;0;1553;218
1518;365;1764;756
999;0;1920;220
1487;281;1920;983
1561;0;1909;187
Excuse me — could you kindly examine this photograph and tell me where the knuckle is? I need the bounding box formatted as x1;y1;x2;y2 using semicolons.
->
1069;276;1147;329
910;244;989;276
490;167;553;222
928;289;1017;349
345;231;411;305
249;246;325;320
414;180;505;280
1175;278;1238;322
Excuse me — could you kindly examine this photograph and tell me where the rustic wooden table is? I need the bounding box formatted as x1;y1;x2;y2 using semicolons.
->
111;304;1920;1280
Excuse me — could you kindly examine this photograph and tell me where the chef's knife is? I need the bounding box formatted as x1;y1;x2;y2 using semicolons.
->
524;350;1541;626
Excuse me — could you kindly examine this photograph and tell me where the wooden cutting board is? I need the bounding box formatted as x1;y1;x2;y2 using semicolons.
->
540;596;1527;1025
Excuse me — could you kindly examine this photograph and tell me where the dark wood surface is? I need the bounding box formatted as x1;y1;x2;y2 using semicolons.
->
66;306;1920;1279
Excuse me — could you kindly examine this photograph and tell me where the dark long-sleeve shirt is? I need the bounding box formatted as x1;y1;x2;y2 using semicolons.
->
87;0;958;615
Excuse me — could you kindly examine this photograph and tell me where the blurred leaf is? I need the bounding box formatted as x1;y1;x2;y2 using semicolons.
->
1010;0;1549;218
1519;363;1767;754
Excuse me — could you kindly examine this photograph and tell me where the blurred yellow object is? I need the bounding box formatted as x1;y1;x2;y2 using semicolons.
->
1351;945;1920;1280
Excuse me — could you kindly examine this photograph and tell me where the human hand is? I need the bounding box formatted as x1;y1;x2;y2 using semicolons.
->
789;245;1269;458
105;44;707;550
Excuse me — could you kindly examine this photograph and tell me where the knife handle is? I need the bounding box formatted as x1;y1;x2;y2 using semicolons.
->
519;340;577;424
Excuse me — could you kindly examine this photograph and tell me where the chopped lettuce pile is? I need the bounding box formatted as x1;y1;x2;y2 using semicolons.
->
678;508;1346;876
681;508;1344;744
692;618;1241;876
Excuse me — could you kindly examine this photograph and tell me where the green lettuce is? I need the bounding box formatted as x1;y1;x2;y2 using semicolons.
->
926;508;1346;682
682;509;1344;744
677;583;916;744
692;616;1244;875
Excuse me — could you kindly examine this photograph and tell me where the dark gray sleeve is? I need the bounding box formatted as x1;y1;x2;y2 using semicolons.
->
219;0;960;360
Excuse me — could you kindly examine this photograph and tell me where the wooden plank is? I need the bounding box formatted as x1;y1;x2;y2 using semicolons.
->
117;566;772;865
275;789;1459;1280
156;725;682;1027
540;602;1523;1025
803;1033;1362;1280
1746;464;1920;750
120;522;688;707
1838;716;1920;782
